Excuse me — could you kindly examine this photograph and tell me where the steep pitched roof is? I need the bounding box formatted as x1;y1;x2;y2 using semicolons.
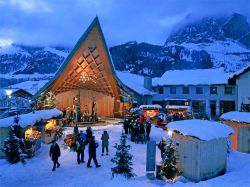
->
34;17;124;99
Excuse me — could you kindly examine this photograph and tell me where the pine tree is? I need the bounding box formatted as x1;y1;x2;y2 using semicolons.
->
160;139;179;179
111;133;135;179
3;125;26;164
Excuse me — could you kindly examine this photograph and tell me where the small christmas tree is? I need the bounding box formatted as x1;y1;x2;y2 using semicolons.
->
160;139;179;179
111;133;135;179
3;125;26;164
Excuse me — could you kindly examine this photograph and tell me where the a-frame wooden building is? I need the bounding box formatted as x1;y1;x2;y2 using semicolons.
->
34;17;129;117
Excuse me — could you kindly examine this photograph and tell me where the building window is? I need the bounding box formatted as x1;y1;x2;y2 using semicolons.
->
210;86;217;94
159;87;163;94
170;87;176;94
225;86;232;94
183;87;189;94
196;87;203;94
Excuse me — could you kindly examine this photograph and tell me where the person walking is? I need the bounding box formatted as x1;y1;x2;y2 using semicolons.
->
139;123;146;144
158;137;167;159
101;131;109;156
146;121;152;141
86;127;93;144
87;136;101;168
76;134;85;164
49;140;61;171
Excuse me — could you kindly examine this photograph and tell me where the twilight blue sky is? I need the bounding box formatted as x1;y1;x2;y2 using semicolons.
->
0;0;249;47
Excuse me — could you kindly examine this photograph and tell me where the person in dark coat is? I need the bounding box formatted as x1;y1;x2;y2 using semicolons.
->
74;123;79;136
146;122;152;141
86;127;93;143
158;137;167;159
76;134;85;164
101;131;109;156
87;136;101;168
139;123;145;143
123;119;129;134
49;140;61;171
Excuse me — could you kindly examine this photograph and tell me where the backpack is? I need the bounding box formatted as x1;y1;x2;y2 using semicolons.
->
73;141;80;151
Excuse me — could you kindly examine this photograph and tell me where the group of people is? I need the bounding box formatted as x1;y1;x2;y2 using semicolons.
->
49;126;109;171
123;114;152;144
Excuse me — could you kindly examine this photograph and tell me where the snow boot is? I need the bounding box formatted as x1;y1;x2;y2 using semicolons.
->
96;165;101;168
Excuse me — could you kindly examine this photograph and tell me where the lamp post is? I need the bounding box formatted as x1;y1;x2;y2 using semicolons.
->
5;89;13;112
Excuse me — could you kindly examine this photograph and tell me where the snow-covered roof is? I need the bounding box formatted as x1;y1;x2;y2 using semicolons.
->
229;65;250;79
6;80;49;95
0;108;63;128
139;104;162;109
167;119;233;141
154;68;231;86
116;71;155;95
220;111;250;124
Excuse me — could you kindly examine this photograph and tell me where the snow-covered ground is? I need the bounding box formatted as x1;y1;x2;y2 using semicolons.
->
0;124;250;187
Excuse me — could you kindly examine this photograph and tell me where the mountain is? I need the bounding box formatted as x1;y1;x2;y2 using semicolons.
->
0;44;69;87
0;13;250;89
110;13;250;76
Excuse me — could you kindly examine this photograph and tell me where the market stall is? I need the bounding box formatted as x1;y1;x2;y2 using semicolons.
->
220;111;250;153
42;119;61;144
24;127;42;157
139;104;162;118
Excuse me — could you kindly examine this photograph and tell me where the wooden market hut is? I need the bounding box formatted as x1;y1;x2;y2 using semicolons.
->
139;104;162;118
167;119;233;182
0;109;63;158
34;17;130;119
220;111;250;153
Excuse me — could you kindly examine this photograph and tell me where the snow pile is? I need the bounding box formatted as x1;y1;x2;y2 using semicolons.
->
167;119;234;141
0;108;63;128
139;104;162;109
156;68;231;86
7;80;49;95
116;71;155;95
220;111;250;124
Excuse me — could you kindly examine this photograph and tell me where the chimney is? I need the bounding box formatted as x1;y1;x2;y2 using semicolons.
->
144;76;152;91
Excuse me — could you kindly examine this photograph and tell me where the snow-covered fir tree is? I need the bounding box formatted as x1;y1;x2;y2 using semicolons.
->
3;125;26;164
160;138;179;179
111;133;135;179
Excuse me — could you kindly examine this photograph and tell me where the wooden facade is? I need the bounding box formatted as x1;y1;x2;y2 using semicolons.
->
34;17;128;117
221;120;250;153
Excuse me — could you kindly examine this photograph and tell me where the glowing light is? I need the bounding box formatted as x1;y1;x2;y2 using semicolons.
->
168;130;173;137
79;72;97;84
5;89;13;96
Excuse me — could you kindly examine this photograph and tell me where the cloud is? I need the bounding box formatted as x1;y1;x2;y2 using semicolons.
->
0;0;249;47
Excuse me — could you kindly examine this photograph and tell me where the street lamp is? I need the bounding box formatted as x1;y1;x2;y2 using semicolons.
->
5;89;13;112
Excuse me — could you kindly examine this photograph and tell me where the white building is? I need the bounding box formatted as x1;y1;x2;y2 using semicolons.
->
229;66;250;111
152;68;235;118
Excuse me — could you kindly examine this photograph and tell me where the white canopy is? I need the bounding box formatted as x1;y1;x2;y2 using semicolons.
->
0;108;63;128
220;111;250;124
167;119;233;141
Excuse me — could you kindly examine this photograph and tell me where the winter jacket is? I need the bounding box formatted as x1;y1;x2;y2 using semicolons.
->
88;139;98;157
158;141;166;158
146;123;151;133
76;137;85;152
86;128;93;139
139;123;145;134
101;133;109;148
49;143;61;161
